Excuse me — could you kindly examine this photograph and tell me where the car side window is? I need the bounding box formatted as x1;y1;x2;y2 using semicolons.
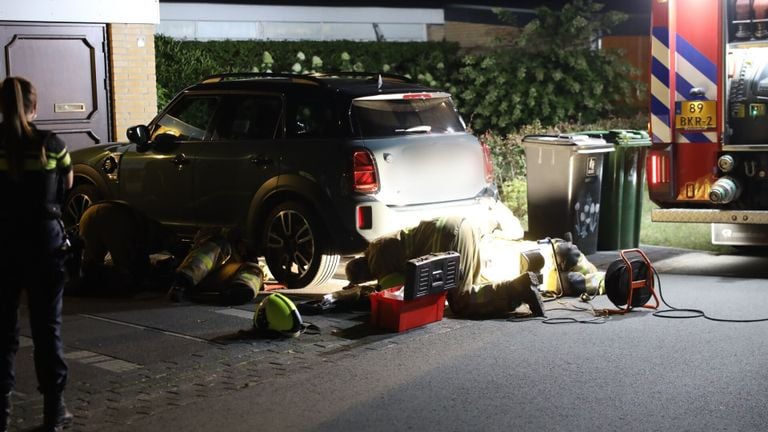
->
212;94;283;140
151;96;219;141
289;99;331;138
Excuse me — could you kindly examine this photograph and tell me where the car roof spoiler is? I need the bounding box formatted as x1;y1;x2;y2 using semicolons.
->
200;72;413;86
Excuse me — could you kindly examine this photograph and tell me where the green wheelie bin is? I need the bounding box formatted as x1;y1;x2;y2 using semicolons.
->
581;130;651;251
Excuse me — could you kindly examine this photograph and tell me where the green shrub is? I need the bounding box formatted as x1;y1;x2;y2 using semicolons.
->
154;35;462;110
501;177;529;230
154;1;643;128
454;0;644;136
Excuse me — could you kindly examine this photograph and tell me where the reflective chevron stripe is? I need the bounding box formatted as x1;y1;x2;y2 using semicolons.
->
674;33;717;143
651;26;672;144
675;34;718;100
678;131;718;143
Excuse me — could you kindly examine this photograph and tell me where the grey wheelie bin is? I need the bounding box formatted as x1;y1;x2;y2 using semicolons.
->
522;134;614;255
581;130;651;251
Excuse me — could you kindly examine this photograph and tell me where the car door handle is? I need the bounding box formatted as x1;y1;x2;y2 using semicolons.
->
170;153;190;166
249;155;274;167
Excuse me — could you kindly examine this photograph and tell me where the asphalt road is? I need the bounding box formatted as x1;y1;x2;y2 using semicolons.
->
8;245;768;432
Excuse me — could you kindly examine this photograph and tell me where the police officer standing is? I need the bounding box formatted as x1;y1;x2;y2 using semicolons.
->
0;77;74;431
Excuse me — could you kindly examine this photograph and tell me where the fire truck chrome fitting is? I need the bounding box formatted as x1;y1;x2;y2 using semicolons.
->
709;176;741;204
717;154;736;173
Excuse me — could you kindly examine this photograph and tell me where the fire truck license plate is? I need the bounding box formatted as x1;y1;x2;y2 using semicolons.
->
676;100;716;130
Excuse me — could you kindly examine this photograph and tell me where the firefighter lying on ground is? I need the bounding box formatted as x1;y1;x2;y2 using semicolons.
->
342;216;548;318
76;200;179;293
168;228;265;305
336;216;606;317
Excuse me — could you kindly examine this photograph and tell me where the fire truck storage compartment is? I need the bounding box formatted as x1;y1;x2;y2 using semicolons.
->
522;134;613;255
726;47;768;145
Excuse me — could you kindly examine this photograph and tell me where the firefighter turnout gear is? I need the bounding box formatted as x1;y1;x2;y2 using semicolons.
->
78;200;177;292
169;229;263;305
541;238;605;297
354;216;545;317
175;230;233;288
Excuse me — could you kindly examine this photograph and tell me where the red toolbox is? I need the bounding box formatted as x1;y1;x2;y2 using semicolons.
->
369;287;447;332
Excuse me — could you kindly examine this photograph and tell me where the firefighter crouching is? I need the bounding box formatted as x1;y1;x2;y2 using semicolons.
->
168;228;265;305
76;200;179;293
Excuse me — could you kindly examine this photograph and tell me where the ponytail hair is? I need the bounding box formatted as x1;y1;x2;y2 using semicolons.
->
1;76;40;179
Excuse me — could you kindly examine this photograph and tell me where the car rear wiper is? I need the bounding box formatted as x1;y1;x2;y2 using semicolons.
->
395;125;432;134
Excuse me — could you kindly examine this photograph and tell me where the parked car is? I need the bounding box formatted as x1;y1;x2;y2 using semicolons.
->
64;72;502;288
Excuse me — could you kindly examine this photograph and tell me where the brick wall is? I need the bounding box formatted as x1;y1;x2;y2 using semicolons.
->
426;24;446;43
440;21;519;48
107;23;158;140
603;35;650;107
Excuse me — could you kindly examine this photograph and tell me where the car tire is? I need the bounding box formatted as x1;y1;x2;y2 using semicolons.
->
262;201;341;289
63;183;102;229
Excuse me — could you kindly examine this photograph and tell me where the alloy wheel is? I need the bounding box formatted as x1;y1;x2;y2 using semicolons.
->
266;209;316;281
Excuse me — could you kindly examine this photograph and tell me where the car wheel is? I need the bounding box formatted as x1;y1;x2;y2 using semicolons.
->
63;183;102;229
262;201;341;289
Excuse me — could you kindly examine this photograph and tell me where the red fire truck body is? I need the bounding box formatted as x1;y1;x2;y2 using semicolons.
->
649;0;768;246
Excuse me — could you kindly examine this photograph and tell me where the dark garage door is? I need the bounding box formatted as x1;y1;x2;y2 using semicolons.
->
0;22;111;151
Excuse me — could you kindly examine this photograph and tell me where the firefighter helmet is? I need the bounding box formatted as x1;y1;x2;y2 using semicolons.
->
253;293;303;337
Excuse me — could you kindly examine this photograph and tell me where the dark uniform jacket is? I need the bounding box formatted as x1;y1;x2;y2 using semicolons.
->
0;124;71;222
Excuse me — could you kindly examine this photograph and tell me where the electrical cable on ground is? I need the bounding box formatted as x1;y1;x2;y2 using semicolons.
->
513;237;608;324
512;251;768;324
652;269;768;323
542;300;608;324
508;300;608;324
542;316;607;324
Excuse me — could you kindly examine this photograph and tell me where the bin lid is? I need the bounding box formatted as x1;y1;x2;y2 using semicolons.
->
522;134;614;152
580;129;651;146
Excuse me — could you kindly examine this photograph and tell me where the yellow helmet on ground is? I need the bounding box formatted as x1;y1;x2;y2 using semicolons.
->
253;293;303;338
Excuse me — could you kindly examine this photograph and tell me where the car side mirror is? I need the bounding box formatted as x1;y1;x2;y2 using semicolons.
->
127;125;150;147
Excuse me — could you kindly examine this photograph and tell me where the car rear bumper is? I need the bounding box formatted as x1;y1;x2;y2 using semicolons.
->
354;196;522;242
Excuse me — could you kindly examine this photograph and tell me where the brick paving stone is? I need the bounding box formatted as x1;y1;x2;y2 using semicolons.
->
7;310;457;431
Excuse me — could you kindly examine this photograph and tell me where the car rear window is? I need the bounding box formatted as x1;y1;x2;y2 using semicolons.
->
350;93;466;138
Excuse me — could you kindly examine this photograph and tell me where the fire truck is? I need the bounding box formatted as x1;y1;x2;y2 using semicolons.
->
648;0;768;246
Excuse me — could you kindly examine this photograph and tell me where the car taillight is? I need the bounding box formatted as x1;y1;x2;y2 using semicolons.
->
480;141;495;183
352;150;379;193
648;152;669;185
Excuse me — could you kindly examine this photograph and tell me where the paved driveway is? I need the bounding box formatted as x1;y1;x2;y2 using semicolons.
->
8;246;768;431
